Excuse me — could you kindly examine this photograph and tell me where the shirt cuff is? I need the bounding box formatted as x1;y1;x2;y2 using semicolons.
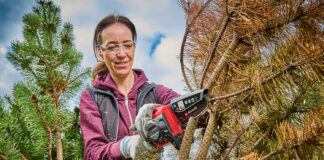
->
110;139;123;158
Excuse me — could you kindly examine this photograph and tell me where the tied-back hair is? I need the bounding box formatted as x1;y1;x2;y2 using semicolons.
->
92;14;137;81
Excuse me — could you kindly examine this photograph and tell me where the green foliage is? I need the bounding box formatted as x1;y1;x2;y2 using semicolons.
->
0;0;90;159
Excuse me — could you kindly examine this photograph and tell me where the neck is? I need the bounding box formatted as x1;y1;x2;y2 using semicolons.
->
111;72;134;96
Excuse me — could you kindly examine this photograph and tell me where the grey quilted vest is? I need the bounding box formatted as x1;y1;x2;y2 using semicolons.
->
86;82;159;142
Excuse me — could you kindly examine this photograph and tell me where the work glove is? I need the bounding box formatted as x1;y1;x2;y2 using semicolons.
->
130;103;160;139
128;103;163;159
120;135;162;160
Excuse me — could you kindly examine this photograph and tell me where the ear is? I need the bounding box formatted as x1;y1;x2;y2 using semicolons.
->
98;48;103;58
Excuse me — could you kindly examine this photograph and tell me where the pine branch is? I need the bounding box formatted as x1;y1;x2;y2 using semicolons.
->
32;100;52;135
258;5;307;34
225;0;229;15
56;43;66;65
52;114;63;132
49;32;54;66
206;32;240;90
192;59;200;88
248;126;272;153
12;47;45;87
18;54;41;84
33;26;56;97
0;150;9;160
251;2;323;38
31;90;54;160
200;10;233;89
33;27;46;58
40;1;48;23
260;131;323;160
61;121;76;132
48;7;57;66
222;120;254;160
294;148;301;160
178;117;199;160
5;125;29;160
0;155;9;160
50;8;57;25
209;56;322;103
180;0;213;92
194;109;218;160
56;65;74;100
25;64;39;81
57;69;90;98
64;65;74;85
18;152;29;160
33;100;54;159
22;46;43;60
195;63;231;159
245;86;315;154
61;108;80;132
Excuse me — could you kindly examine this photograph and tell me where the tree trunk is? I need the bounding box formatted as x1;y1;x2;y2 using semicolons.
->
55;131;63;160
178;117;199;160
194;110;217;160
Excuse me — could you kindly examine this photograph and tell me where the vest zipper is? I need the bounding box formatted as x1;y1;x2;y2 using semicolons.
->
125;97;135;135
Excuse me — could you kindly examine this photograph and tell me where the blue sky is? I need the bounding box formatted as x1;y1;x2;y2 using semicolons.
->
0;0;188;98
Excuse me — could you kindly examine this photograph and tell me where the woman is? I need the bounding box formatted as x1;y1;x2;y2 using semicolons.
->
79;14;180;159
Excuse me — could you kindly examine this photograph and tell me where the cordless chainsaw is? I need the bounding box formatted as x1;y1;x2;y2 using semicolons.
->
145;89;209;150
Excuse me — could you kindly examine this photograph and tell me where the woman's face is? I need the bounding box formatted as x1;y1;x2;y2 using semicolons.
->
99;23;135;79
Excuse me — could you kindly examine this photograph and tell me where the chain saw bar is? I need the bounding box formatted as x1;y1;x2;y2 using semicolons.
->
145;89;209;150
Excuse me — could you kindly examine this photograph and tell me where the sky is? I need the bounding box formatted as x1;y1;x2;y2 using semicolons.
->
0;0;188;99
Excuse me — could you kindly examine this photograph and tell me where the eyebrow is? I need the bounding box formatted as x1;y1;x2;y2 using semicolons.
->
104;40;133;46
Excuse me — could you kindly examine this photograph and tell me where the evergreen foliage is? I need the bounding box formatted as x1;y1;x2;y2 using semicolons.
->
177;0;323;159
0;0;90;159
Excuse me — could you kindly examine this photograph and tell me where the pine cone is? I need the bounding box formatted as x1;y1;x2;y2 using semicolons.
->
31;94;39;103
74;107;80;113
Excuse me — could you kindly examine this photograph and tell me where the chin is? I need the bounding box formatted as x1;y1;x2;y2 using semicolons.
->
115;68;132;77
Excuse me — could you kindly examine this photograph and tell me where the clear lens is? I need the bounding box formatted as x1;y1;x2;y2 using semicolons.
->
103;42;135;55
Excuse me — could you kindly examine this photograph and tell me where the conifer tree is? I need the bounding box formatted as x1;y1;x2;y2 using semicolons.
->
177;0;323;159
0;0;90;159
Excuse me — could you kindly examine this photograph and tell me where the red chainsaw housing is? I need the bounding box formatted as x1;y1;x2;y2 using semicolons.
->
150;105;184;147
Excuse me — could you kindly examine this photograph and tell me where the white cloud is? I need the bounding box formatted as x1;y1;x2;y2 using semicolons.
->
5;63;16;72
135;35;186;94
120;0;170;9
154;36;185;93
154;37;181;69
0;81;4;88
74;26;94;48
119;0;176;37
0;47;7;54
53;0;98;18
132;18;155;36
73;25;97;68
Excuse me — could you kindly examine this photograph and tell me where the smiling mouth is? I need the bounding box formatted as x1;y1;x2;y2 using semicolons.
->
116;61;128;64
115;61;128;67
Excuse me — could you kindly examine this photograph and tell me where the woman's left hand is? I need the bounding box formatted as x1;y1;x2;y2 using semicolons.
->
130;103;160;140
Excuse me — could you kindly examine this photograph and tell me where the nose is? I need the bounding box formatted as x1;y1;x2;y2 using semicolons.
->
116;46;127;57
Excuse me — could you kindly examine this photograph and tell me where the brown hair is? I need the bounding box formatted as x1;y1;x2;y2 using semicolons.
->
92;14;137;80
